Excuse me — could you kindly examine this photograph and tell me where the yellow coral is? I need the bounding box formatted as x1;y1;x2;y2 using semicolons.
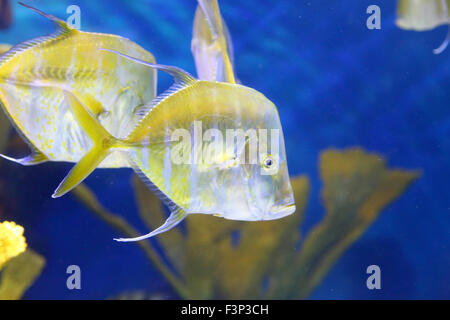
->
0;221;27;269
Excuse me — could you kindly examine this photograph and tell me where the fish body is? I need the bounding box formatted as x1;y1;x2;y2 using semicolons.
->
397;0;450;53
128;80;294;221
0;4;157;167
191;0;236;82
397;0;450;31
57;51;296;241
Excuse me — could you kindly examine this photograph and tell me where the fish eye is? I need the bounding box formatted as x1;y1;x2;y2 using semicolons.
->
262;155;275;169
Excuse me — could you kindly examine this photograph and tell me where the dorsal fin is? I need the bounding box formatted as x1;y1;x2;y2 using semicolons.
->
100;49;195;86
0;4;74;67
198;0;220;38
19;2;74;33
100;49;196;118
197;0;236;83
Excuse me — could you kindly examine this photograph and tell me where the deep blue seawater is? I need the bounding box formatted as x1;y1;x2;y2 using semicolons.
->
1;0;449;299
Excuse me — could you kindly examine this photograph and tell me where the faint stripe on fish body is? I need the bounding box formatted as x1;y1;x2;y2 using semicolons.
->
163;126;172;195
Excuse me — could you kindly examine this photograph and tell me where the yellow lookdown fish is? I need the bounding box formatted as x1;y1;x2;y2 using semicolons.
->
191;0;236;82
397;0;450;54
0;3;157;167
56;50;296;242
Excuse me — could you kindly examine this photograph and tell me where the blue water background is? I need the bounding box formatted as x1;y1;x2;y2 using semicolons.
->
1;0;449;299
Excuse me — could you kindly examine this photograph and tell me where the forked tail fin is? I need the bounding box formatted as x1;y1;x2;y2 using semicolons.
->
56;90;189;242
52;91;116;198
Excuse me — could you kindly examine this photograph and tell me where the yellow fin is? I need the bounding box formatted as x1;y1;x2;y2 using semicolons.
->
100;49;196;121
114;208;188;242
71;90;106;119
19;2;74;33
101;49;196;84
52;144;108;198
197;0;236;83
52;91;114;198
0;151;47;166
0;4;75;77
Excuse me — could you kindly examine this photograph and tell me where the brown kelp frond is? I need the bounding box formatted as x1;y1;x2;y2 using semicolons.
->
283;148;420;299
0;249;45;299
87;148;417;300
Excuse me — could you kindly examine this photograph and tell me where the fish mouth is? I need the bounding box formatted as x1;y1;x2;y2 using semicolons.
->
264;203;296;220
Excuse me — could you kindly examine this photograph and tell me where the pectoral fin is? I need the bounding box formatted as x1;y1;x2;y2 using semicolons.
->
71;90;106;119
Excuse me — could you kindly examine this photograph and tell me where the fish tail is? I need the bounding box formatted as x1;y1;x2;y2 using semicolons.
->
52;91;119;198
58;91;189;240
56;53;192;240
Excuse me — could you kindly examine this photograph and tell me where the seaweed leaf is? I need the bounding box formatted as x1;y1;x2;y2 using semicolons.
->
104;148;418;300
0;249;45;300
287;148;420;299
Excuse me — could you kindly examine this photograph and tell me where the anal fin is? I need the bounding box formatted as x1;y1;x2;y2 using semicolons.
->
114;208;188;242
0;150;48;166
114;154;189;242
